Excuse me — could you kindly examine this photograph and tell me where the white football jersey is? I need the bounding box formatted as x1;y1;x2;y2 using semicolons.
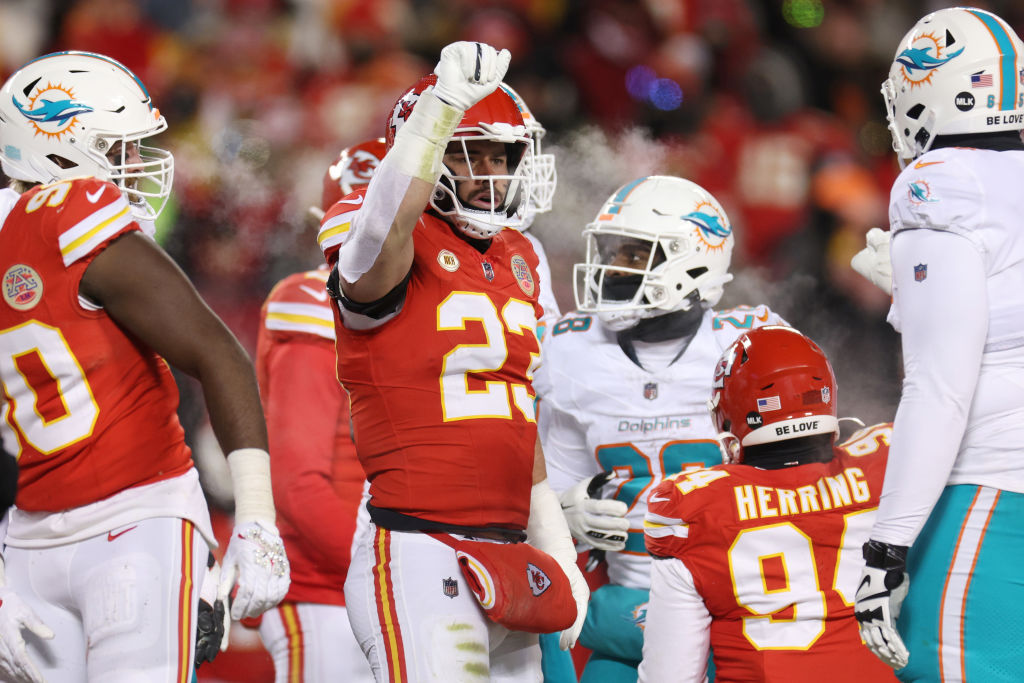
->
875;146;1024;543
535;304;788;588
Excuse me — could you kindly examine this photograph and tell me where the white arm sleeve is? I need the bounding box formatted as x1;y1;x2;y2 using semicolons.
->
639;557;711;683
337;90;462;283
337;162;412;283
871;228;988;546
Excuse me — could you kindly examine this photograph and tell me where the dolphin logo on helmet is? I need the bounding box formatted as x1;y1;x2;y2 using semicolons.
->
13;95;93;126
896;43;965;83
682;210;731;240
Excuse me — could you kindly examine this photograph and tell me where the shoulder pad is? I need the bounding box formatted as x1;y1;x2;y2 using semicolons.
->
31;177;134;267
263;269;335;340
890;149;981;236
317;187;367;258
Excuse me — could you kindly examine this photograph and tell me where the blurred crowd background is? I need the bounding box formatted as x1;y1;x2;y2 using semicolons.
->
5;0;1020;678
5;0;1019;483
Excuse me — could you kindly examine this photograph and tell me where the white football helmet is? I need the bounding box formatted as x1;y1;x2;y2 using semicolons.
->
574;175;734;331
499;83;556;227
0;51;173;220
882;7;1024;168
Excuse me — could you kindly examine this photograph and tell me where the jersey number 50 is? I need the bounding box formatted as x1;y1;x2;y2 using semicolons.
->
0;321;98;456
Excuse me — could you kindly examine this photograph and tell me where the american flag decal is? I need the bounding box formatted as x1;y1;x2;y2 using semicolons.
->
756;396;781;412
971;71;993;88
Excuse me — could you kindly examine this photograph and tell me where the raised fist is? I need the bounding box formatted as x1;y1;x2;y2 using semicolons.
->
432;41;511;111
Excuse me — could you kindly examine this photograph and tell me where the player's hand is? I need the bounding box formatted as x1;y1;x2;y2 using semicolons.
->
218;521;290;621
855;540;910;669
0;587;53;683
195;559;228;667
850;227;893;295
432;41;511;111
559;557;590;651
560;472;629;552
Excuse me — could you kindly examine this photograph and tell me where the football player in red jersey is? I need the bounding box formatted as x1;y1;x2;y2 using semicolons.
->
316;42;588;681
640;327;897;683
253;141;384;683
0;52;289;682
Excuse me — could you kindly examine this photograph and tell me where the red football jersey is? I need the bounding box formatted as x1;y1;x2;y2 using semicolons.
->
256;266;365;606
0;180;190;511
320;199;543;529
645;423;898;682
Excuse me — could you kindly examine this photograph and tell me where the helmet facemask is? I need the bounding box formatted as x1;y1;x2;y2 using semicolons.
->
498;82;557;229
99;133;174;221
430;128;533;239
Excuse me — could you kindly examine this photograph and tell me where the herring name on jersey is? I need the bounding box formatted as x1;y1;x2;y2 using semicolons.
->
644;423;895;683
0;179;190;511
534;304;787;589
319;194;544;530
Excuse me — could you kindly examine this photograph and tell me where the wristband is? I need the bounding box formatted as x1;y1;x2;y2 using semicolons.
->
528;480;576;568
387;89;463;184
227;448;276;526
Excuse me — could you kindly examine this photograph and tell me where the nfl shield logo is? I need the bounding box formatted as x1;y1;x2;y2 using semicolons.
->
914;263;927;282
482;262;495;281
643;382;658;400
442;577;459;599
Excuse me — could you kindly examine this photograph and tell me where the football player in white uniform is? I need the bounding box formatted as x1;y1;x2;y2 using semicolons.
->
850;8;1024;682
534;175;788;681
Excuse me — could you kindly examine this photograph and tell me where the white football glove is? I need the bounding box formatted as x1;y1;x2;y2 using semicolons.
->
0;587;53;683
560;472;629;552
432;41;511;111
855;540;910;670
218;521;290;621
850;227;893;295
528;481;590;651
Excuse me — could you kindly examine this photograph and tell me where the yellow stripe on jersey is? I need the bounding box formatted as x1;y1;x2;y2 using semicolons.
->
643;514;688;540
265;302;335;340
316;214;352;250
59;199;133;266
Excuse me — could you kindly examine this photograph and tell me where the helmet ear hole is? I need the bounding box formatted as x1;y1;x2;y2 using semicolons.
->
47;154;77;170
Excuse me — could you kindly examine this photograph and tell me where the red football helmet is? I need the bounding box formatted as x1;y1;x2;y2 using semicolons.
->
385;74;533;238
311;138;386;220
710;326;838;464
